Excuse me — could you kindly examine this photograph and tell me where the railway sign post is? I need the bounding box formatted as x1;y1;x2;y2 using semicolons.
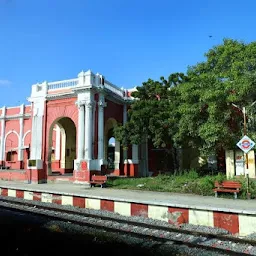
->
236;135;255;200
236;135;255;154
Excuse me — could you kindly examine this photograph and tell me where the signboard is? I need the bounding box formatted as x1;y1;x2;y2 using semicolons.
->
235;159;245;175
236;135;255;154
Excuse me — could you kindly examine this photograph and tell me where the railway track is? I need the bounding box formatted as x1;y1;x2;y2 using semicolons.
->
0;196;255;256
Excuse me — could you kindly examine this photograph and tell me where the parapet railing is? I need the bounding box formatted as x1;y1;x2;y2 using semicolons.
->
47;78;79;90
47;77;125;98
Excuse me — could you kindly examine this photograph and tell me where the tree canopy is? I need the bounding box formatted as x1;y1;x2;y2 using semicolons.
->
114;38;256;159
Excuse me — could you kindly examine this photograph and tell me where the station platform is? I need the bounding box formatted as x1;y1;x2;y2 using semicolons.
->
0;180;255;237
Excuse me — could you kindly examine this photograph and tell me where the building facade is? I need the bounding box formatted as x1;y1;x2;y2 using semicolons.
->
0;70;152;184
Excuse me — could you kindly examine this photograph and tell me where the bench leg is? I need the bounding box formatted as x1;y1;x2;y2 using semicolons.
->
215;191;218;198
234;192;237;199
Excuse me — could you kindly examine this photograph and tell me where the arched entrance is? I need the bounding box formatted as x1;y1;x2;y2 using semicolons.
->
104;118;121;175
107;136;115;170
48;117;76;175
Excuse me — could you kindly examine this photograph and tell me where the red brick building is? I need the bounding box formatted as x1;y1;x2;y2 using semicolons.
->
0;70;154;183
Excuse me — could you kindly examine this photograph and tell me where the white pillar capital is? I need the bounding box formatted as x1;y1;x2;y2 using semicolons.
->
85;101;94;109
98;100;107;109
76;100;86;108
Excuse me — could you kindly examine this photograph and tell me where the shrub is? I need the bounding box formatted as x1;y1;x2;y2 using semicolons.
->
185;169;199;180
197;176;215;196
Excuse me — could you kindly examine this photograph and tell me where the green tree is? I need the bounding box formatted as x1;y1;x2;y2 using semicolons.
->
176;38;256;156
115;38;256;167
114;73;187;169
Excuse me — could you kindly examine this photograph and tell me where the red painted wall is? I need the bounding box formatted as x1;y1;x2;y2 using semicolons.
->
6;107;20;116
0;105;33;170
104;99;123;124
44;97;78;175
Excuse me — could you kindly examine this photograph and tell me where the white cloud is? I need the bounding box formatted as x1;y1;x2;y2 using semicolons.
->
0;80;11;86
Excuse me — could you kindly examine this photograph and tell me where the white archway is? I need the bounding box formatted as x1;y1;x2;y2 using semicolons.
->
104;118;121;171
4;130;19;161
48;117;76;175
22;130;31;147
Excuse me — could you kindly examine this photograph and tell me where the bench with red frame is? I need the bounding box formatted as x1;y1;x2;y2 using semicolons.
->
90;175;107;188
213;180;241;199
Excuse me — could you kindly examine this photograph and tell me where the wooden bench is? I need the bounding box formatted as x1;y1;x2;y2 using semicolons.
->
213;181;241;199
90;175;107;188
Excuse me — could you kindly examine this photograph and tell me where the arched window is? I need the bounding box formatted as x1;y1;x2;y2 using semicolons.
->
107;137;115;169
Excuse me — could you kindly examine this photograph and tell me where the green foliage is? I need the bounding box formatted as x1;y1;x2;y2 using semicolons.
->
115;38;256;162
114;74;187;150
107;171;256;199
107;169;226;196
177;38;256;156
228;176;256;199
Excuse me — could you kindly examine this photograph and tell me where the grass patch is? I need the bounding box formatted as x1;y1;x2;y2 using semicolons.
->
106;169;255;199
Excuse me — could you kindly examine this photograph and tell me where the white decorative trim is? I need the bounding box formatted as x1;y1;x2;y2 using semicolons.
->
4;130;20;158
18;105;25;161
0;113;31;120
4;130;20;142
46;92;76;100
22;130;31;146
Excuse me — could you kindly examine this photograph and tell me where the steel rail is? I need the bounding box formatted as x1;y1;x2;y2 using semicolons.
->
0;197;254;256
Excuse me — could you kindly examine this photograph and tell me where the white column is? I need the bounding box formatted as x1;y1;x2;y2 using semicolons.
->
0;106;6;161
18;104;24;161
29;81;47;160
114;141;120;169
77;102;85;160
55;125;61;160
92;102;96;159
132;144;139;163
98;94;105;160
84;101;93;160
123;103;127;161
60;128;66;168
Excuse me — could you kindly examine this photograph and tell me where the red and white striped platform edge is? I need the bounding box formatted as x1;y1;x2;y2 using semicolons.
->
0;186;255;237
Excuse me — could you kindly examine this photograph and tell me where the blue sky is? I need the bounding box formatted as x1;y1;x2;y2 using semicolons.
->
0;0;256;106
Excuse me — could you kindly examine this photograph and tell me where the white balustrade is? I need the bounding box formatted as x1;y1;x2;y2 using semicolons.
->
47;77;126;99
48;78;79;90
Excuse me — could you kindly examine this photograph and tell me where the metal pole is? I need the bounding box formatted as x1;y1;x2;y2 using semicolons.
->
243;107;247;136
243;107;249;169
243;107;250;198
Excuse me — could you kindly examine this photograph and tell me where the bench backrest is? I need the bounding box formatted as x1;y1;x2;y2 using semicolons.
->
91;175;107;182
215;181;241;189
